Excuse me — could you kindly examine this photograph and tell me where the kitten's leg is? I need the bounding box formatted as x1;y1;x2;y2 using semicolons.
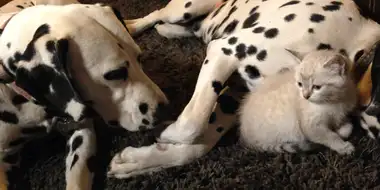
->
304;125;354;155
108;88;242;179
124;0;221;36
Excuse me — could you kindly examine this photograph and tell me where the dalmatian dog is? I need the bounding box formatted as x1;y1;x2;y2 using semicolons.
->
0;0;169;188
107;0;380;178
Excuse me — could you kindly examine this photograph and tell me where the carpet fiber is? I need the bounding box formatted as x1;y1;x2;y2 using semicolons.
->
7;0;380;189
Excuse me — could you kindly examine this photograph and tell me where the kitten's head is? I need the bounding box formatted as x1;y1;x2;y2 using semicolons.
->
294;50;353;103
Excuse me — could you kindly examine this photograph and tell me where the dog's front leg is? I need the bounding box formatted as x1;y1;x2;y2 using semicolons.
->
108;87;242;178
65;119;96;190
157;39;239;144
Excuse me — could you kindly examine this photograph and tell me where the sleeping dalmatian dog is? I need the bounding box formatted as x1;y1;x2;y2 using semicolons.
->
0;0;169;188
107;0;380;178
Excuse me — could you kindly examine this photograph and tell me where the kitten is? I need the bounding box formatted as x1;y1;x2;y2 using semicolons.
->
238;50;357;154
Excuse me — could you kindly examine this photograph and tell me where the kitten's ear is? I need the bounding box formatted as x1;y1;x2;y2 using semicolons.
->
323;54;350;76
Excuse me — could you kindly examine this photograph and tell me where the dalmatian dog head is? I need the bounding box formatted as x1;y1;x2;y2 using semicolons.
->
0;3;168;132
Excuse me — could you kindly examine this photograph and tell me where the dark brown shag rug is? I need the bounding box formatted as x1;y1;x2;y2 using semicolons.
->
7;0;380;189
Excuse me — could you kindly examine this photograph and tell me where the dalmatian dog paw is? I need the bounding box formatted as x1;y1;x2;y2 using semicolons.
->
108;142;207;179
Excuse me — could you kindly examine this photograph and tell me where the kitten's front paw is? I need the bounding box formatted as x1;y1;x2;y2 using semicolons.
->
335;142;355;155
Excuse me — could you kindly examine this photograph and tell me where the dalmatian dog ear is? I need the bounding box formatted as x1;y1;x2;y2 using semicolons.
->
14;24;89;122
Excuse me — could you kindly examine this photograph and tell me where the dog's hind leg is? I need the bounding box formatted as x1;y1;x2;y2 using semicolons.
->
65;119;96;190
125;0;222;36
108;87;242;179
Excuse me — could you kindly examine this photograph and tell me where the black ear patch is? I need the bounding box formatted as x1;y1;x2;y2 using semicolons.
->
103;67;129;81
0;111;18;124
15;31;87;122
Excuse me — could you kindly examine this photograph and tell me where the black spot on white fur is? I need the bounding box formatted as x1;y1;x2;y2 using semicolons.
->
245;65;261;79
247;45;257;55
139;103;149;114
71;135;83;152
279;1;300;8
224;20;239;34
306;2;314;6
284;14;296;22
308;28;314;33
242;13;260;29
253;27;265;33
16;5;24;9
222;48;233;55
264;28;279;38
235;43;247;60
217;94;239;114
228;37;238;45
6;43;11;48
0;111;18;124
70;154;79;170
317;43;332;50
339;49;348;57
256;50;267;61
212;81;224;95
323;1;343;12
185;2;192;8
249;6;259;15
310;14;325;23
103;66;128;81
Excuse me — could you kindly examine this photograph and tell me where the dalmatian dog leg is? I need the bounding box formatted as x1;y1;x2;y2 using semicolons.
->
157;39;240;144
65;119;96;190
108;87;242;178
125;0;222;36
154;23;194;39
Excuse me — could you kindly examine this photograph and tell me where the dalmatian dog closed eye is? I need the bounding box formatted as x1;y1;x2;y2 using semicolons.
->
0;0;170;188
108;0;380;179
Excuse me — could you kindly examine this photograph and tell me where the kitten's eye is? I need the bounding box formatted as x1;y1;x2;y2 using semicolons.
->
313;85;322;90
297;82;302;87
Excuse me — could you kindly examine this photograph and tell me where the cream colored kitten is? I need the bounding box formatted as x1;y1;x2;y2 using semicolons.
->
239;50;357;155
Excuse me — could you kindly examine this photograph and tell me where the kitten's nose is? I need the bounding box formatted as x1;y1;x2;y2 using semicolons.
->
302;92;311;99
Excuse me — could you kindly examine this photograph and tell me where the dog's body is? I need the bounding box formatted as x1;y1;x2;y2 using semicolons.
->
106;0;380;178
0;0;169;189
